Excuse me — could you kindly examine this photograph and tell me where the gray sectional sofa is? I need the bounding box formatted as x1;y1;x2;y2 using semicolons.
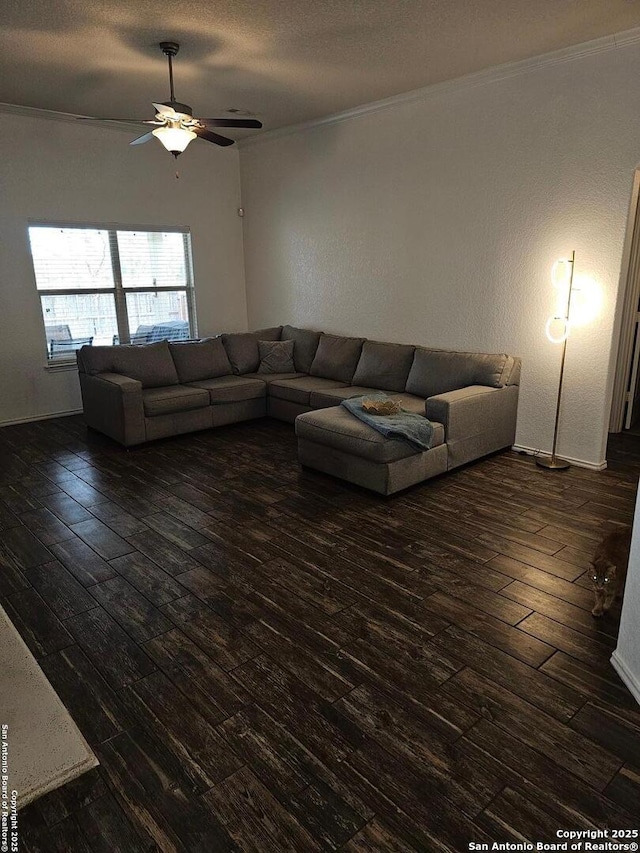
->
77;325;521;495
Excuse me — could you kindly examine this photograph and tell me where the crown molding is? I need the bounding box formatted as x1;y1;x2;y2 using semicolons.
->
239;24;640;149
3;23;640;144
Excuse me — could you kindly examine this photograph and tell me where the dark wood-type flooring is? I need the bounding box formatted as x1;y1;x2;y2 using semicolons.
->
1;415;639;851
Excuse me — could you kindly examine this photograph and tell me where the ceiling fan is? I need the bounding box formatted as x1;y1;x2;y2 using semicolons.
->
80;41;262;157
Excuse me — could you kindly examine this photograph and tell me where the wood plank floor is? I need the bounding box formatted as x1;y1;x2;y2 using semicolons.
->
1;415;639;851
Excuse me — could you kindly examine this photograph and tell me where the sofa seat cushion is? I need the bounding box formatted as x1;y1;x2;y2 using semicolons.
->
387;393;427;415
244;372;306;386
142;385;210;417
188;375;267;405
295;407;444;464
309;386;382;408
269;377;349;406
309;387;427;414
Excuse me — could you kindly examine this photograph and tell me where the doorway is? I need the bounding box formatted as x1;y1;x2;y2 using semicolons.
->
610;169;640;435
626;320;640;435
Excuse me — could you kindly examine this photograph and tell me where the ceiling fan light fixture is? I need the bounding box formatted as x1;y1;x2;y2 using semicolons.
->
79;40;260;156
152;124;197;156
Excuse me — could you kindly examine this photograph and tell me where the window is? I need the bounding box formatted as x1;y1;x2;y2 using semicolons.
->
28;224;197;363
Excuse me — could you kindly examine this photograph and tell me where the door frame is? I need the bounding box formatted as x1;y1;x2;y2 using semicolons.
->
610;169;640;433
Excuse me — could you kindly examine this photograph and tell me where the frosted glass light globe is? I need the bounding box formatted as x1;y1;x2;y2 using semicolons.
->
152;125;197;154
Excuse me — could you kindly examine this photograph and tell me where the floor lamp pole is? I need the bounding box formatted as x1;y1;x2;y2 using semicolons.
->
536;250;575;471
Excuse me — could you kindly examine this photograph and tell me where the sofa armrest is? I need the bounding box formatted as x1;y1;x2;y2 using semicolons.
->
78;372;146;447
426;384;519;469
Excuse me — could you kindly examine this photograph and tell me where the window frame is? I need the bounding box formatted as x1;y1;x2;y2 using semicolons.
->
28;221;198;367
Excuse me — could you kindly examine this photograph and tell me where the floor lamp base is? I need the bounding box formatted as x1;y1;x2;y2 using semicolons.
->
535;455;571;470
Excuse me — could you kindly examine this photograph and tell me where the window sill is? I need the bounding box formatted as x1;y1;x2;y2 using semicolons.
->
44;361;78;372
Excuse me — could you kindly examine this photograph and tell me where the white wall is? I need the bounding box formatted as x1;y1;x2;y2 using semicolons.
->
612;490;640;707
239;38;640;468
0;112;247;425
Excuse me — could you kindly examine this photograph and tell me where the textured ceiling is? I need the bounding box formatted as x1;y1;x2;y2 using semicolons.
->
2;0;640;138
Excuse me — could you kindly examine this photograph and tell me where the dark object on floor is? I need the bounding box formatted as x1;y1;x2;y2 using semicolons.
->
590;525;632;617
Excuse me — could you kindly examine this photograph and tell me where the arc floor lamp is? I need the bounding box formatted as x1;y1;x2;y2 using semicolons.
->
536;251;577;470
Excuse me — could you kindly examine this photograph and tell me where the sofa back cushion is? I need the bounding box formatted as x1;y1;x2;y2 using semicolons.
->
169;338;232;383
406;347;508;398
79;340;179;388
252;326;282;341
281;325;321;373
221;328;283;374
221;333;260;374
352;340;416;392
309;334;366;383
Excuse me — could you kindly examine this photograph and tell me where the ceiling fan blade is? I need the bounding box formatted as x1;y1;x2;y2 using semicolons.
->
198;118;263;129
76;117;160;124
129;131;156;146
194;127;235;147
153;102;178;119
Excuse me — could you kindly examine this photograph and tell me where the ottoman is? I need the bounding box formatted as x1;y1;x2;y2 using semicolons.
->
295;406;448;496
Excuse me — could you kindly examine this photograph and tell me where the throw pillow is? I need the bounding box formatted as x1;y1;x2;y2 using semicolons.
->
258;339;295;374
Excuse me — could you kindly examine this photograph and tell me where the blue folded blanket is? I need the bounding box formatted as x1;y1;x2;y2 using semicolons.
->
341;393;434;450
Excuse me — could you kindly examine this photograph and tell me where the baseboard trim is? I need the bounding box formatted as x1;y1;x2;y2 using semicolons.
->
0;409;83;428
511;444;607;471
611;650;640;708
